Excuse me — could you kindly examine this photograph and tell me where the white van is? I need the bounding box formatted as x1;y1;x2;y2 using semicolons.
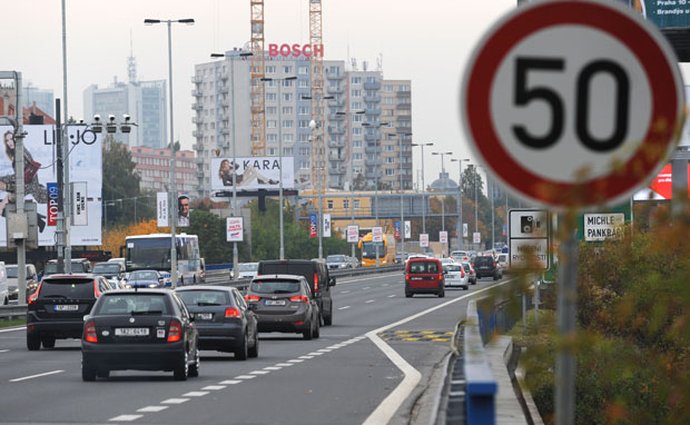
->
0;262;8;305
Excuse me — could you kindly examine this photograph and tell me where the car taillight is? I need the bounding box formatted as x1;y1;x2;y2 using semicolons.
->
289;295;309;303
28;283;42;304
93;281;101;298
224;307;241;318
244;294;261;302
313;272;319;292
84;320;98;343
438;273;443;281
167;320;182;343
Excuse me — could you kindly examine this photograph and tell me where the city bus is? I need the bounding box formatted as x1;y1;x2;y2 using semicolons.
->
357;232;395;267
123;233;203;286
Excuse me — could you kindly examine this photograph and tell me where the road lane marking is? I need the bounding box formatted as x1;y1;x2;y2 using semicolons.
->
308;352;324;356
235;375;257;379
183;391;209;397
263;366;282;371
0;349;9;353
298;355;314;360
341;290;351;294
202;385;227;390
250;370;269;375
363;286;371;290
365;299;375;304
109;415;143;422
161;398;189;404
137;406;168;413
287;359;304;363
338;306;351;310
275;363;293;367
219;380;242;384
388;294;396;298
317;348;332;353
9;370;64;382
362;279;514;425
0;327;26;334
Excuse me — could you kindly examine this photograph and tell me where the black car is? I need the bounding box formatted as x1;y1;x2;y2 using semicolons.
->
473;255;503;280
26;274;111;350
176;286;258;360
126;270;168;289
257;259;335;326
81;289;200;381
245;275;320;340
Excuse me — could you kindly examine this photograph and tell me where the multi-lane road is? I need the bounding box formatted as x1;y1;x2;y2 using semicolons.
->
0;271;506;425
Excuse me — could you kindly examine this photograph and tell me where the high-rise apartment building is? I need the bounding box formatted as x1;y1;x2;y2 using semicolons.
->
128;146;196;194
191;49;412;198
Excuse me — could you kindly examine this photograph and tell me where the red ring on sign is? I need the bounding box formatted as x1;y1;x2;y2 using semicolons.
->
465;0;681;208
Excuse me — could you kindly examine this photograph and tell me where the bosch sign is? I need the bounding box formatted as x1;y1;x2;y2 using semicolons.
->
268;43;324;58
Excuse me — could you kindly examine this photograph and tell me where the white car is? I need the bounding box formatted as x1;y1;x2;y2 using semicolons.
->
443;263;468;290
236;262;259;279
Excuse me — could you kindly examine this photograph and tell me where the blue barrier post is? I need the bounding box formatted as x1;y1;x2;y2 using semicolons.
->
464;299;497;425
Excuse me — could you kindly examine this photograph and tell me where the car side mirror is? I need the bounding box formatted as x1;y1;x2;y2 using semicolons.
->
329;277;336;287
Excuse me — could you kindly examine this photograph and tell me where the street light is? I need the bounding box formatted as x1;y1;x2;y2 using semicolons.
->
261;75;297;260
210;50;253;276
451;158;470;251
432;151;452;254
388;131;412;256
412;142;433;237
145;17;194;287
362;121;389;267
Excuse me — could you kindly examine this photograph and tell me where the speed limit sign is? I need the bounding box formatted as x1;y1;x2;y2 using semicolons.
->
460;0;684;210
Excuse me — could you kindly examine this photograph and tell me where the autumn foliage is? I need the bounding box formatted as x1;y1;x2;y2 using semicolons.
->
101;219;161;258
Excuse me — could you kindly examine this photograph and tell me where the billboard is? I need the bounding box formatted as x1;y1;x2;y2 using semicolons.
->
0;125;102;247
226;217;244;242
211;157;295;191
633;163;690;200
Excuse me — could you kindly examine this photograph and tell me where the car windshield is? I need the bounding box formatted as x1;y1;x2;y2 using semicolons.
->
177;290;230;306
93;264;121;275
96;294;169;315
327;255;346;263
6;266;17;278
129;271;159;280
239;263;258;272
250;279;301;294
409;262;439;274
444;264;462;272
474;257;494;265
39;278;94;299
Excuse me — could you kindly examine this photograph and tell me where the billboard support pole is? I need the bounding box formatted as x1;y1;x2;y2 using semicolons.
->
55;99;65;274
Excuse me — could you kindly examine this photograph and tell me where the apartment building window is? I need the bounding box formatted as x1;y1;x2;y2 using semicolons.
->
298;134;310;142
267;120;277;129
266;65;276;73
353;140;362;148
282;79;294;88
284;147;293;156
352;89;361;97
266;106;277;115
327;200;334;209
298;106;309;115
267;133;278;142
268;148;277;155
366;76;377;83
282;106;293;115
282;120;293;129
299;80;309;88
354;199;360;209
329;66;339;75
283;65;293;73
298;66;309;75
343;199;349;209
351;76;361;84
283;93;293;102
266;93;277;101
300;160;310;169
299;147;310;156
399;84;410;92
353;114;363;123
385;169;395;176
283;134;294;143
353;153;363;160
299;120;310;128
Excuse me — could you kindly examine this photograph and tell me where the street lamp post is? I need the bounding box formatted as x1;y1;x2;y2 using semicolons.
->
394;132;412;255
211;50;253;276
362;121;389;267
145;17;194;287
432;151;452;254
451;158;470;251
261;76;297;260
412;142;433;238
336;110;365;259
472;164;479;249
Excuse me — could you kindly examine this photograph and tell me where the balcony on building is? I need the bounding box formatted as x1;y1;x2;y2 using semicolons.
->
363;80;381;90
328;126;345;135
192;116;201;124
192;143;203;151
364;94;381;103
398;102;411;110
396;90;411;98
328;113;345;121
191;75;203;84
328;151;342;161
195;157;204;164
192;130;202;138
365;107;381;116
328;139;345;149
326;71;343;81
364;133;380;142
396;125;412;134
192;89;202;98
327;86;344;95
192;103;202;111
329;166;346;175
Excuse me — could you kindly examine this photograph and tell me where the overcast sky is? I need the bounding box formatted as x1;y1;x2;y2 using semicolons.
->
3;0;690;187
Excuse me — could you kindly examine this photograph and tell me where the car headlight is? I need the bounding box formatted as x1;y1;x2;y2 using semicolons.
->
148;283;158;288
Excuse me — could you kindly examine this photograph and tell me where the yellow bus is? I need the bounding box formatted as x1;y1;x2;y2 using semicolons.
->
357;232;395;267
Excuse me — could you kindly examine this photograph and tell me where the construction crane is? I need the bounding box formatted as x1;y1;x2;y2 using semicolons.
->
309;0;326;195
249;0;266;156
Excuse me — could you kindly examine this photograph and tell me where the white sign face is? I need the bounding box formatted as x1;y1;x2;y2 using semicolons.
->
211;157;295;191
157;192;168;228
372;226;383;243
463;223;468;238
509;210;548;238
0;125;102;246
419;233;429;248
584;213;625;241
347;225;359;243
473;232;481;244
439;231;448;244
461;0;684;210
323;213;331;238
510;239;549;270
226;217;244;242
404;220;411;239
71;182;88;226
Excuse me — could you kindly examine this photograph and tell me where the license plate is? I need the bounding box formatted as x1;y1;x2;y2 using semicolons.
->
410;277;424;280
115;327;150;337
265;299;286;306
54;304;79;312
195;313;213;320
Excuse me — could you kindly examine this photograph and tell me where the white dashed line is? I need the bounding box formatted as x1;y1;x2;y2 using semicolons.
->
202;385;227;390
363;286;371;290
161;398;190;404
341;290;350;294
183;391;209;397
219;380;242;385
250;370;270;375
235;375;257;379
0;349;9;353
109;415;143;422
137;406;168;413
287;359;304;363
317;349;332;353
308;352;324;356
275;363;294;367
338;306;351;310
388;294;396;298
365;299;375;304
299;355;314;359
10;370;64;382
263;366;282;371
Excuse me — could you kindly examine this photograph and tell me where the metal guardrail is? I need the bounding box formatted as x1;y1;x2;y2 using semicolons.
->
0;265;405;321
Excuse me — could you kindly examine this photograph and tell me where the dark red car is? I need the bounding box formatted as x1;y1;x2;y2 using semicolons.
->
405;257;445;298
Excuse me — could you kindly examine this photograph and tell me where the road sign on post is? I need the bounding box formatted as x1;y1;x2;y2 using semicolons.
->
460;2;684;425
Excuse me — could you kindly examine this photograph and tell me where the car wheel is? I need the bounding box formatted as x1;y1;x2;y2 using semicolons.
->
493;274;499;281
248;331;259;358
323;305;333;326
405;291;413;298
303;320;314;340
2;296;7;305
313;317;320;339
82;363;97;382
173;351;189;381
188;346;200;378
97;369;110;379
438;288;445;298
27;334;41;351
235;333;248;361
41;336;56;349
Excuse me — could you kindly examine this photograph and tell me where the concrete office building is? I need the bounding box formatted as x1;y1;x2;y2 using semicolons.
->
191;49;412;198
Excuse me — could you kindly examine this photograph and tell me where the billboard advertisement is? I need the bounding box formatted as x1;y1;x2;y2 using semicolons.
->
0;125;102;247
211;157;295;191
226;217;244;242
309;213;317;238
633;163;690;200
